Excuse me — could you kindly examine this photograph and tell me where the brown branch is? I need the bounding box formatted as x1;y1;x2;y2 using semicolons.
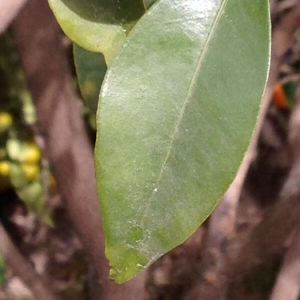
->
12;0;146;299
0;223;56;300
0;0;27;33
227;3;300;300
268;76;300;300
227;194;300;299
183;151;251;300
280;77;300;198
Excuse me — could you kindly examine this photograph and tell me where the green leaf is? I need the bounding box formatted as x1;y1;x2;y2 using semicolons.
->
96;0;270;283
74;44;107;114
48;0;145;65
0;255;6;285
143;0;157;10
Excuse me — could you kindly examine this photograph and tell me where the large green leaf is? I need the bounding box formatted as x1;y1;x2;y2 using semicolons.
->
48;0;145;65
96;0;270;283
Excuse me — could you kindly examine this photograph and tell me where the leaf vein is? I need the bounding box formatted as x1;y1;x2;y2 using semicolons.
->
144;0;228;213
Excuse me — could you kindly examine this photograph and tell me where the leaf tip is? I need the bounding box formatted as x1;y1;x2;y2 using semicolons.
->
106;244;149;283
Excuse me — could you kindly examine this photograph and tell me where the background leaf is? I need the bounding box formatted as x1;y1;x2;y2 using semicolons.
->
74;44;107;114
96;0;270;282
48;0;145;64
0;255;6;285
143;0;158;10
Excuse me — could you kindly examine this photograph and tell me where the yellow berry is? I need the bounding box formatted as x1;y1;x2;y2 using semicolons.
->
0;112;13;133
21;163;39;181
0;161;10;177
21;142;41;164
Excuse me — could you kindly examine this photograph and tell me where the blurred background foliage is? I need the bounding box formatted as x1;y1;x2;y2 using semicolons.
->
0;31;102;298
0;33;47;215
0;33;106;218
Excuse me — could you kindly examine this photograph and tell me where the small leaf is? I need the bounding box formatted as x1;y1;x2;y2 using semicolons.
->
74;44;107;113
48;0;145;64
96;0;270;282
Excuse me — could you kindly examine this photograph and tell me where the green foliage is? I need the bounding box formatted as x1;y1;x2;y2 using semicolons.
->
49;0;271;283
73;44;107;114
0;34;49;218
48;0;146;64
0;255;6;285
95;0;270;282
143;0;157;9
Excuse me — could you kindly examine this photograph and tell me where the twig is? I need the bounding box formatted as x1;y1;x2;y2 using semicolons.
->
0;222;56;300
277;0;299;14
270;228;300;300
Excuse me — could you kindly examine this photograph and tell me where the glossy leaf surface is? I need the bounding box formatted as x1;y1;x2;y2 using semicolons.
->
96;0;270;282
48;0;145;64
74;44;107;113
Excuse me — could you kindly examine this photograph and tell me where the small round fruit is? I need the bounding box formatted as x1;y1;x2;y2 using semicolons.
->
21;163;39;181
0;161;9;177
0;112;13;133
22;142;41;164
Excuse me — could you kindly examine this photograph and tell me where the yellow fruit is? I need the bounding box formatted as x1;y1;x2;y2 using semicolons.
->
21;163;39;181
0;112;13;133
21;142;41;164
0;161;11;190
0;161;10;177
7;139;42;164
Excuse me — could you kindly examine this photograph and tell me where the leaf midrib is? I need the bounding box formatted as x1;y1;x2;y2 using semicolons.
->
140;0;228;222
